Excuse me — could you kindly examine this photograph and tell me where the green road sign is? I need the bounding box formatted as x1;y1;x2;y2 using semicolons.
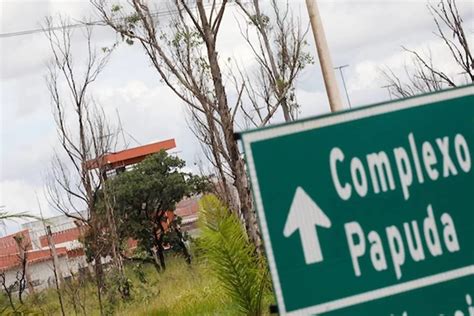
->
240;86;474;315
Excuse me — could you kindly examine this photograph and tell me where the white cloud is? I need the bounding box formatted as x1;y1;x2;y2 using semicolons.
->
0;179;53;234
94;78;202;167
297;89;332;116
347;30;474;105
0;179;49;213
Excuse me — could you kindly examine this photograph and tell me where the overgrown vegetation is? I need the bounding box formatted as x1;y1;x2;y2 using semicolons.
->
1;253;274;315
4;2;305;314
1;196;275;315
198;195;273;315
0;256;244;315
92;0;313;252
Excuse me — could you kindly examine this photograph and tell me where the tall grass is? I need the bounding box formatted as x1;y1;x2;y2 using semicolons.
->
117;258;238;316
1;256;239;316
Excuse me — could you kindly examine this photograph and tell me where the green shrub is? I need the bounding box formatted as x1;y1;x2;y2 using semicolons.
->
198;195;272;315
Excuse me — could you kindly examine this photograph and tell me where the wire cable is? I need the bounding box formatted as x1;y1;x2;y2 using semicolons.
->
0;1;243;39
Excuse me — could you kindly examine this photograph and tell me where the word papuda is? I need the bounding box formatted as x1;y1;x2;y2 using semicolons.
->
344;204;459;280
330;133;471;201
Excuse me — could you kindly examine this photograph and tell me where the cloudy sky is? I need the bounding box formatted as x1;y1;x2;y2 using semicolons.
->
1;0;473;234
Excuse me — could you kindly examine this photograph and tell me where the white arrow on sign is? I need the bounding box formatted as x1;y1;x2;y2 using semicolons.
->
283;187;332;264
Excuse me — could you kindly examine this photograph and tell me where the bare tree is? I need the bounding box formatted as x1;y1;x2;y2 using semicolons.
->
92;0;261;248
45;225;66;316
234;0;312;125
36;193;66;315
93;1;311;250
0;235;30;312
0;272;17;313
187;0;311;211
43;15;125;313
13;235;30;305
382;0;472;98
0;235;30;313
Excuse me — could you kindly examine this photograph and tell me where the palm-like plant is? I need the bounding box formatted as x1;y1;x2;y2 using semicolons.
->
0;208;41;221
198;195;271;315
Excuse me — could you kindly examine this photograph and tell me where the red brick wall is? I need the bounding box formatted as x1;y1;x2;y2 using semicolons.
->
39;227;85;248
0;230;32;256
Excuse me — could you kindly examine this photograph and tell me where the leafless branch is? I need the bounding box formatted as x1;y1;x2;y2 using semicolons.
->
382;0;472;98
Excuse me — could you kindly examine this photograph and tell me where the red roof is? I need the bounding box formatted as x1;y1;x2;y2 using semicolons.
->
0;247;67;272
86;139;176;170
0;230;32;256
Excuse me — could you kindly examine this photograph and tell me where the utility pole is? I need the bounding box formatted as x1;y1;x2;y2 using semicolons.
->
305;0;343;112
334;64;351;108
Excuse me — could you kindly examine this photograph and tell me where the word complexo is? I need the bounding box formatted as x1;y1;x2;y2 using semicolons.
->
330;133;471;201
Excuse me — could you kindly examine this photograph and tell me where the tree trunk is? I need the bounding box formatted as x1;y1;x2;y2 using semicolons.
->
152;221;166;272
103;192;130;298
197;1;263;250
173;222;192;264
149;249;162;274
156;234;166;271
201;103;233;207
46;226;66;316
88;217;105;316
158;247;166;270
234;159;262;251
93;252;105;315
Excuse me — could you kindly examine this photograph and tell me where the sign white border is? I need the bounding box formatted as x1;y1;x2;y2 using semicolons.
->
241;86;474;315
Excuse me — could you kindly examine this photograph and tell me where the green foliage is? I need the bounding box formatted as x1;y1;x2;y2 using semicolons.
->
103;268;132;314
119;258;238;316
298;50;314;69
132;263;147;284
249;14;270;29
110;151;193;215
111;4;122;12
106;150;209;265
172;30;203;49
0;293;8;314
0;287;60;315
0;210;41;221
126;14;140;24
198;195;271;315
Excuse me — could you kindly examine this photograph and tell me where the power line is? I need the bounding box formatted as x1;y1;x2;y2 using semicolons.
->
0;1;240;39
0;10;162;39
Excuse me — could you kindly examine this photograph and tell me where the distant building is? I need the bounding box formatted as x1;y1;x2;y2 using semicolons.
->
21;211;87;250
1;209;88;294
0;230;88;293
0;138;203;294
0;229;32;255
